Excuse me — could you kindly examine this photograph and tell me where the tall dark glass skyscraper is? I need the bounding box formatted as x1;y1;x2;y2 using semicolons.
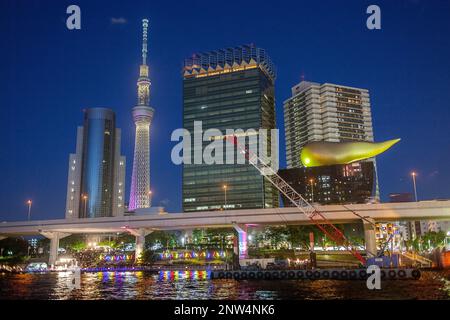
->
65;108;126;219
182;44;279;212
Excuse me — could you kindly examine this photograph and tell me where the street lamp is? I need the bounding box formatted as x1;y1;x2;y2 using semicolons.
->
26;200;32;221
223;185;228;209
411;172;418;202
309;179;314;203
82;194;88;216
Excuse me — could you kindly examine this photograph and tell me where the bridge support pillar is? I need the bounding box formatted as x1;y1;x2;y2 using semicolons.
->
363;218;377;258
126;228;153;262
40;232;71;267
232;224;248;260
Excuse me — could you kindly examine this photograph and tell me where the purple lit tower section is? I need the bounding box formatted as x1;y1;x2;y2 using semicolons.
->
129;19;154;211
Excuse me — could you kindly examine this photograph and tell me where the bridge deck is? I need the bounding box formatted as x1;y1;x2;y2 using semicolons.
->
1;201;449;236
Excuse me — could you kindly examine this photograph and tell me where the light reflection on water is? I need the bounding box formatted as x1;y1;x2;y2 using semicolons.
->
0;270;448;300
159;270;209;281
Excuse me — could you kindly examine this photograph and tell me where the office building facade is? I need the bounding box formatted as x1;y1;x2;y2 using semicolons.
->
278;161;376;205
65;108;125;219
182;44;279;212
411;220;450;239
283;80;379;200
284;81;374;168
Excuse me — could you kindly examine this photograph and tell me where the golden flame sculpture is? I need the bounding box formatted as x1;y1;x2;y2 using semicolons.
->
300;139;400;167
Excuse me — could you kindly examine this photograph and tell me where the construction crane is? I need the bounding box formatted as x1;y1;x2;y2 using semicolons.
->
225;135;367;265
377;233;394;258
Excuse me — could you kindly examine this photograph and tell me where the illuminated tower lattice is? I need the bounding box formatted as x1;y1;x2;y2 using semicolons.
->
129;19;154;210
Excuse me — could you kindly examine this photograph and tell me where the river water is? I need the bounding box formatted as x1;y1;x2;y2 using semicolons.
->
0;270;449;300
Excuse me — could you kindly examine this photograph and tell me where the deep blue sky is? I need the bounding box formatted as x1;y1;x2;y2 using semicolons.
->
1;0;450;221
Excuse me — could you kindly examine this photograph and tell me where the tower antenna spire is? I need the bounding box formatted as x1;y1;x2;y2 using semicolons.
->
142;19;149;65
130;18;154;211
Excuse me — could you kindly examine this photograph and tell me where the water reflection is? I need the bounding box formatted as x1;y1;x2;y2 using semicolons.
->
0;270;448;300
158;270;209;281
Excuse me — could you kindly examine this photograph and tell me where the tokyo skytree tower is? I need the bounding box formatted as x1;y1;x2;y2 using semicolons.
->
129;19;154;210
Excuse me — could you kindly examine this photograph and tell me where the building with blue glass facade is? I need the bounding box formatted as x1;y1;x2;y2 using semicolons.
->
65;108;126;218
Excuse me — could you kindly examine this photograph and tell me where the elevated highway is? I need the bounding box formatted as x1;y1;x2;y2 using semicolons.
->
1;201;449;235
1;200;449;265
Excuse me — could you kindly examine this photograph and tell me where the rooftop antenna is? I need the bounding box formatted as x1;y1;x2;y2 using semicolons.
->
141;19;149;65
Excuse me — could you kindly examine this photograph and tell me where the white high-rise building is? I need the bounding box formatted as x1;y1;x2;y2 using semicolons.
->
284;81;374;168
283;80;379;200
129;19;154;211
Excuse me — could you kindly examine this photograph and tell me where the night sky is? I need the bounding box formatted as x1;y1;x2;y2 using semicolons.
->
1;0;450;221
